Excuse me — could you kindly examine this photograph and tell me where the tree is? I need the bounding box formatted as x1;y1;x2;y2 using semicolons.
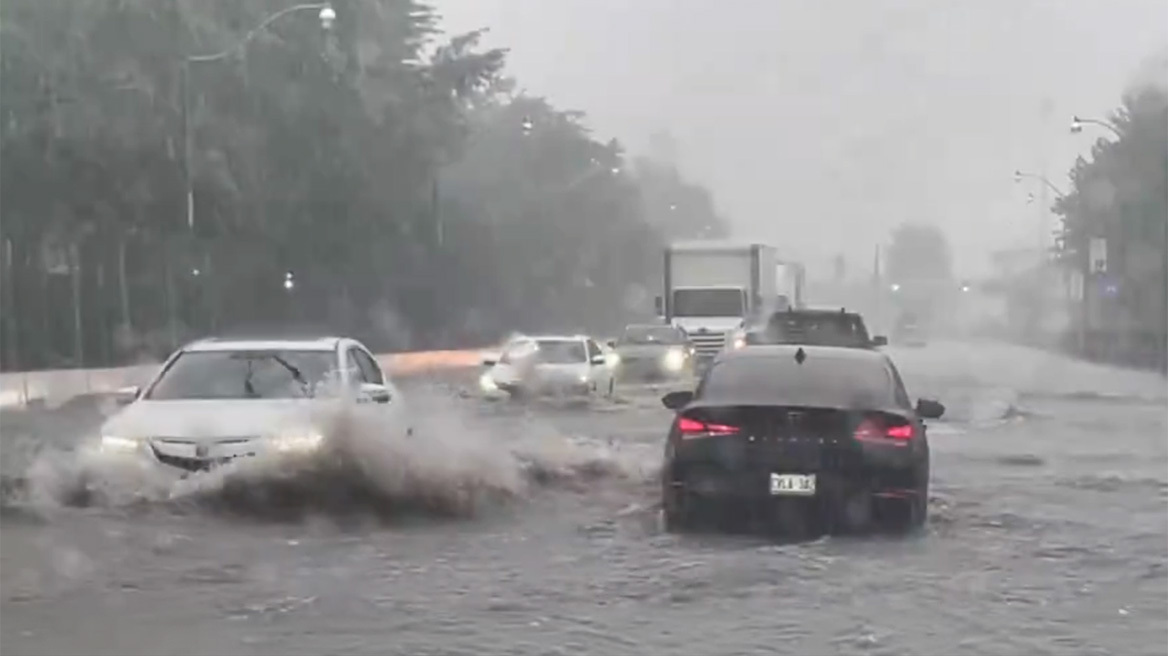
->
1052;82;1168;368
0;0;729;368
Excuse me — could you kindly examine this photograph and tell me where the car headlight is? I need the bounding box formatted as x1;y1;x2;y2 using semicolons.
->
732;335;746;349
269;431;324;453
100;435;141;453
662;348;686;371
479;373;499;392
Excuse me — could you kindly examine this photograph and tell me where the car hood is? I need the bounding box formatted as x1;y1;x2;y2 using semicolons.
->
100;399;325;441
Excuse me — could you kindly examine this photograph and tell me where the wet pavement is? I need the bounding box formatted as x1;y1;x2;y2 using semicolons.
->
1;341;1165;656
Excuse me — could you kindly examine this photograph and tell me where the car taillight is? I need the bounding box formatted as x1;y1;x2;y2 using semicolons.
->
854;417;914;445
677;416;740;439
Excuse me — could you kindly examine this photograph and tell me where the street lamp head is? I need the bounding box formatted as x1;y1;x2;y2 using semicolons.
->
1069;116;1083;134
319;5;337;30
521;116;534;134
1013;170;1023;184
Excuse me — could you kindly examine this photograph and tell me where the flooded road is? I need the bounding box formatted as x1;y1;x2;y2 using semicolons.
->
2;341;1165;656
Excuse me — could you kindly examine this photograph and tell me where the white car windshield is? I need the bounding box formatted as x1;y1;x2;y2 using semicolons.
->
145;350;339;400
534;340;587;364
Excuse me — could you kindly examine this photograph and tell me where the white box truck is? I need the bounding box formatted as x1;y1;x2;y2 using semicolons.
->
656;241;778;362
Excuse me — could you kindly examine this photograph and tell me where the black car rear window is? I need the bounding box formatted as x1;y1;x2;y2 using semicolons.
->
756;312;871;347
698;354;896;408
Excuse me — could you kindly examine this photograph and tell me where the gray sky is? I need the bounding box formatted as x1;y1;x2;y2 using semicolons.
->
435;0;1167;277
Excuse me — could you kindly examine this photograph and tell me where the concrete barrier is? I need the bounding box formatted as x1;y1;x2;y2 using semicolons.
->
0;349;484;410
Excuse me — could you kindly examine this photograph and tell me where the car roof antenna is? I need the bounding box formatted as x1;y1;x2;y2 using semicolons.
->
795;347;806;365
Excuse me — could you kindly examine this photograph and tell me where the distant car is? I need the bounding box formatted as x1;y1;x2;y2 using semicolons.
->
610;324;695;382
659;345;944;535
479;335;618;399
733;308;887;350
894;313;928;347
97;336;408;474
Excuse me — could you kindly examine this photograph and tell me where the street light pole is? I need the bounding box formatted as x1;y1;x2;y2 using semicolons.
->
1070;115;1122;139
181;3;335;232
175;3;334;342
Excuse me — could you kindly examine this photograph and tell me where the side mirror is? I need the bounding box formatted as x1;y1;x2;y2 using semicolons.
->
590;354;607;365
359;382;392;404
661;390;694;410
606;339;617;348
481;351;499;367
871;335;888;347
654;295;664;315
114;385;140;406
916;398;945;419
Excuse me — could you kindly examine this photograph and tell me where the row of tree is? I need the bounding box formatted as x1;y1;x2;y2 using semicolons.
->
0;0;728;371
1052;81;1167;367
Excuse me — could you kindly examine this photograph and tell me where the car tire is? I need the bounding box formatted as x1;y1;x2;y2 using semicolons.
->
879;487;928;533
661;487;693;533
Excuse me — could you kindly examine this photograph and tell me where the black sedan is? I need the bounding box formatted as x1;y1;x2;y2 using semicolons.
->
742;308;887;349
660;344;944;535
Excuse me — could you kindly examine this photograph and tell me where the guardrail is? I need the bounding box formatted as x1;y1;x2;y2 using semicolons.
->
0;349;485;410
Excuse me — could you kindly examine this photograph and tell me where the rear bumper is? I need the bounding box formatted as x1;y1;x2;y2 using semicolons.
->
664;438;926;501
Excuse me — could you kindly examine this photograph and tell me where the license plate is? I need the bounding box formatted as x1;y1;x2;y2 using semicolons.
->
770;473;816;496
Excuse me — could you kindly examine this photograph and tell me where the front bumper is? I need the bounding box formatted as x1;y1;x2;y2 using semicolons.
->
497;379;593;397
99;434;321;474
618;356;690;380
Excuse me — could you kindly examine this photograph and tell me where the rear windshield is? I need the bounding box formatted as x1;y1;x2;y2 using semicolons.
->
622;325;685;344
754;312;871;347
698;354;895;408
533;340;587;364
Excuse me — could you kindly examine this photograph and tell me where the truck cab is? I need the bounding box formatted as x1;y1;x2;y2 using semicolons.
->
657;241;779;365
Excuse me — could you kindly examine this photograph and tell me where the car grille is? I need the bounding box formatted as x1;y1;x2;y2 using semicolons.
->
150;437;259;473
688;332;727;357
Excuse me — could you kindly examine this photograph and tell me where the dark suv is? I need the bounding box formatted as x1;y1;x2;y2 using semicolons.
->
743;308;887;349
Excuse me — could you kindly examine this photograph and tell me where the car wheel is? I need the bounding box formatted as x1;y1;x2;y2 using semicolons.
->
878;488;927;533
662;486;693;533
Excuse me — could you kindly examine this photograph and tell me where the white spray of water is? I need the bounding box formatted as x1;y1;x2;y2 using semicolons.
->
4;386;657;521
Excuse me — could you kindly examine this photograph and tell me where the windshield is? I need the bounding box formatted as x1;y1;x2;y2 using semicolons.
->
533;340;587;364
145;350;339;400
672;288;745;318
752;313;872;347
622;325;685;344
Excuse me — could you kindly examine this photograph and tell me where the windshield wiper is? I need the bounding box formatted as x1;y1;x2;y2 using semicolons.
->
270;354;313;398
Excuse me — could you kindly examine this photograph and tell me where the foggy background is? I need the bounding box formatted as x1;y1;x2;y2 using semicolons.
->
437;0;1168;276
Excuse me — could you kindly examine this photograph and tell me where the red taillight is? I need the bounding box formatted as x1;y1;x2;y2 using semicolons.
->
854;417;914;445
885;424;914;440
677;416;740;438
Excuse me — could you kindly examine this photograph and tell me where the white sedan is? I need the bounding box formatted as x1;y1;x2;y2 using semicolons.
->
97;336;410;474
478;335;618;399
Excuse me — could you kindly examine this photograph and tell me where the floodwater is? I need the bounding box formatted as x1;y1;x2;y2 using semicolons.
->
2;341;1165;656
